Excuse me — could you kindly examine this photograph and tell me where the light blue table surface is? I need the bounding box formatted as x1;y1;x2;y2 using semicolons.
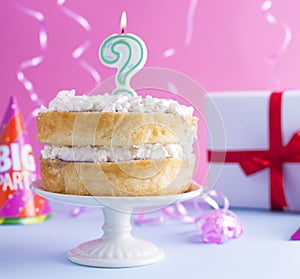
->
1;202;300;279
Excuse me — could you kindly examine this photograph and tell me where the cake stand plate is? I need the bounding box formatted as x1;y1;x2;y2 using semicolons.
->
31;181;202;268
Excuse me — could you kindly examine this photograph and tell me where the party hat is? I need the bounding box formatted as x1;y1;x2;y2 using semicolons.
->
0;96;51;224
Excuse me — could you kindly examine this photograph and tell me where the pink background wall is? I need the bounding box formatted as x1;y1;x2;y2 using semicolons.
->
1;0;299;180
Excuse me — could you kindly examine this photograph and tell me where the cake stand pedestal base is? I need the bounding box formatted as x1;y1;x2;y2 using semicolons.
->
30;180;202;268
67;207;165;267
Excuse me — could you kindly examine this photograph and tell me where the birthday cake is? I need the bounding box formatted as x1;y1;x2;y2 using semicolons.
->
37;90;198;196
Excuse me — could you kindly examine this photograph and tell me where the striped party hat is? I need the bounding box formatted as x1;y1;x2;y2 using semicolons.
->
0;96;51;224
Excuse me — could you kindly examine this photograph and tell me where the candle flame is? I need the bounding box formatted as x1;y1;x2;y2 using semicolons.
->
120;11;126;34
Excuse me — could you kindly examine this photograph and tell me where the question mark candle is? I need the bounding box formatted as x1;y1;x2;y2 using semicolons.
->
99;11;147;96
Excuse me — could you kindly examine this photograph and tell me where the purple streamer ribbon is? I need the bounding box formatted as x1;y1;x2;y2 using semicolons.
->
136;186;243;244
57;0;101;85
194;190;243;244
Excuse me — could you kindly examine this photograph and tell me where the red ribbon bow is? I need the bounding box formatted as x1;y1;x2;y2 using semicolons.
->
208;92;300;211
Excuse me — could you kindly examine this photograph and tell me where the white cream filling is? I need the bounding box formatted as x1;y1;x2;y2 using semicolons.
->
41;143;184;162
39;89;194;118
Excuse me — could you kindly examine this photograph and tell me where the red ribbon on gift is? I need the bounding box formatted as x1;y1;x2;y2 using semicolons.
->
208;92;300;211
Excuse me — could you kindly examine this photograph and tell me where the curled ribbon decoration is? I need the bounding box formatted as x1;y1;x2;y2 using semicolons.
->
12;1;47;123
135;186;243;244
163;0;198;59
161;0;199;93
261;0;292;90
194;190;243;244
57;0;101;86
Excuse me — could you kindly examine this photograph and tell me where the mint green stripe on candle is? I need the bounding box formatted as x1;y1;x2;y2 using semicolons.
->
99;33;147;96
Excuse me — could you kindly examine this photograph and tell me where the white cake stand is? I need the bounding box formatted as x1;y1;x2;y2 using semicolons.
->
31;180;202;268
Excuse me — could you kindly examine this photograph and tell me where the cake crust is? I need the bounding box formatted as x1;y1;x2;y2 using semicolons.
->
40;157;194;196
37;112;198;147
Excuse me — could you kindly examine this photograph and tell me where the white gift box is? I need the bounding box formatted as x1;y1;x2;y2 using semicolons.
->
206;91;300;211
